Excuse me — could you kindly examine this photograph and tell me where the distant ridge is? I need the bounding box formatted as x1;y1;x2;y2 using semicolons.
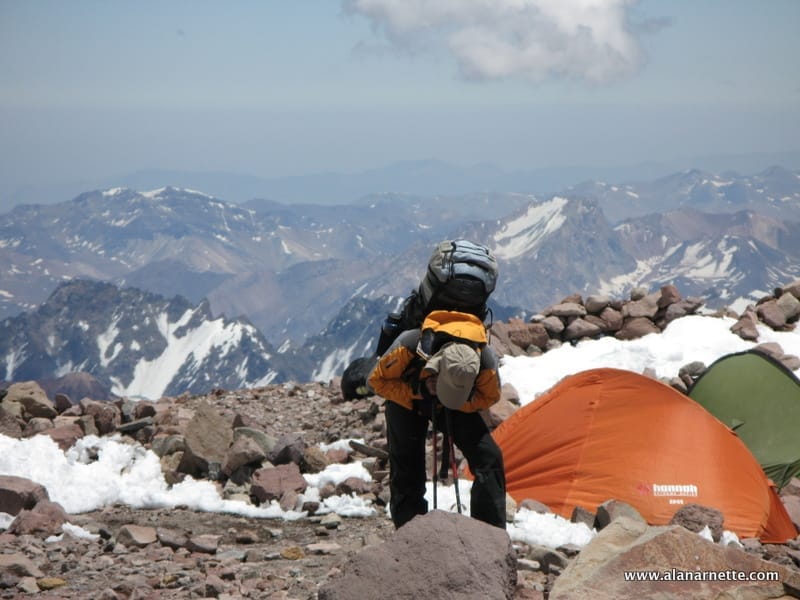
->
4;150;800;210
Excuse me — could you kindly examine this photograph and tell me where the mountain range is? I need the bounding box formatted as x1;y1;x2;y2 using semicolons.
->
1;165;799;397
5;151;800;210
0;279;300;399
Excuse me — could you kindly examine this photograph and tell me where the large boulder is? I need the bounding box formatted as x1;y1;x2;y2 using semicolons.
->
550;518;799;600
757;300;787;329
177;401;233;479
318;510;517;600
3;381;57;419
0;475;50;515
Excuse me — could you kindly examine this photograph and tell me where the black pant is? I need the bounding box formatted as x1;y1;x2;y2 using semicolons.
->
385;400;506;529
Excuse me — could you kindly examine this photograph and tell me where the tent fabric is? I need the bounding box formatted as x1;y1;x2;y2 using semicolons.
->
492;368;797;543
689;349;800;490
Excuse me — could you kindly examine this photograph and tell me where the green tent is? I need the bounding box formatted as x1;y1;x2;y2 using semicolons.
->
689;349;800;490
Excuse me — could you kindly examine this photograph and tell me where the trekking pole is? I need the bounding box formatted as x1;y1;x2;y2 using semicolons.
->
444;408;462;514
439;430;450;481
430;400;438;510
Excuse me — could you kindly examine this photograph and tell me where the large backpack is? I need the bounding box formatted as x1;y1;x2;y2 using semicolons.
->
376;240;498;355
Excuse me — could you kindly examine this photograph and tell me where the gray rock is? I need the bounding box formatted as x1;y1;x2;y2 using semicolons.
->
731;311;760;341
570;505;595;529
777;291;800;321
267;432;306;466
594;499;646;530
186;534;220;554
524;544;569;574
318;510;517;600
116;524;158;548
178;400;233;478
222;434;267;476
0;553;45;578
563;318;603;341
584;295;611;315
233;426;277;456
622;293;660;319
520;499;552;514
783;279;800;300
547;302;587;318
540;315;565;336
757;299;787;329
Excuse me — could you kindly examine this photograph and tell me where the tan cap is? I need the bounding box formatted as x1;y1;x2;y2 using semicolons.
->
424;343;480;410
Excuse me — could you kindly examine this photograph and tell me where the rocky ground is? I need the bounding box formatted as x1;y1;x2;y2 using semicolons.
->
1;382;405;599
4;280;800;598
3;379;799;599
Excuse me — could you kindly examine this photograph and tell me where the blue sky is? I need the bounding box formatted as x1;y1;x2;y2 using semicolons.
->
1;0;799;201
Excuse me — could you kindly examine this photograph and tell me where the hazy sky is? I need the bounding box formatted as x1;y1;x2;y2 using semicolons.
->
1;0;799;198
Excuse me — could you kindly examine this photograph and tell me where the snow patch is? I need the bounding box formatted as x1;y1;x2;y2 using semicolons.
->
312;341;361;383
596;257;661;297
493;197;568;260
113;309;250;399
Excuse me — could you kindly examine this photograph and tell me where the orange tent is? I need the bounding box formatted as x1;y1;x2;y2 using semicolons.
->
493;368;797;542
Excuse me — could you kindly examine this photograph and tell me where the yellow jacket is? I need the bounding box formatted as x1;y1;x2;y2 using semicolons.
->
368;310;501;413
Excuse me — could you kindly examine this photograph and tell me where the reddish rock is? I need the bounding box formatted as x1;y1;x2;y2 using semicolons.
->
251;463;308;504
506;319;549;351
657;284;682;308
8;500;68;537
45;422;85;451
0;475;50;515
80;399;121;435
615;317;660;340
669;503;724;542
